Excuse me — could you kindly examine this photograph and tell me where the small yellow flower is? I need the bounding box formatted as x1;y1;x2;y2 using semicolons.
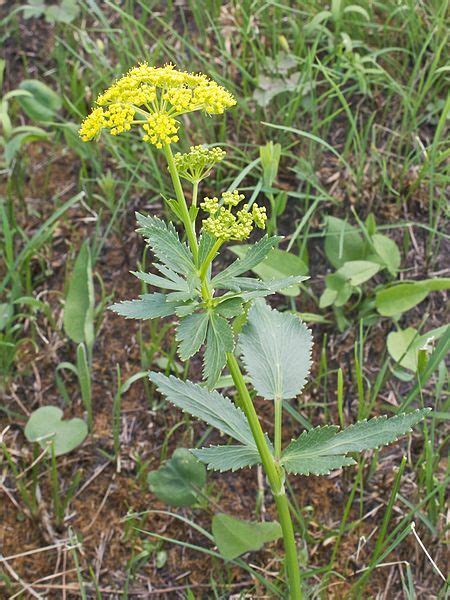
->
79;107;106;141
104;104;135;136
142;113;179;148
200;191;266;241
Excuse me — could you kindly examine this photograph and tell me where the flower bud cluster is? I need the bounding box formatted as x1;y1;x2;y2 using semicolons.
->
173;145;226;183
201;191;267;241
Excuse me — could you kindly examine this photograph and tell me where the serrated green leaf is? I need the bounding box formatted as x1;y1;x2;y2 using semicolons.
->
281;409;430;475
227;245;307;296
132;270;188;292
204;312;234;388
149;372;256;446
212;514;282;560
147;448;206;507
136;213;196;277
176;311;209;360
110;293;178;319
191;444;261;472
324;216;366;268
212;235;281;288
239;300;313;400
214;297;244;318
198;232;217;266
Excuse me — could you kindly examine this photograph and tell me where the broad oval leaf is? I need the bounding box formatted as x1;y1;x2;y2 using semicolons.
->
212;514;282;560
239;300;313;400
376;279;450;317
324;216;366;269
18;79;62;122
387;326;448;372
24;406;87;456
148;448;206;507
338;260;380;286
371;233;401;275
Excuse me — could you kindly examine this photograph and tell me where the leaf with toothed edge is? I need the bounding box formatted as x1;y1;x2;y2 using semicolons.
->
198;232;217;266
176;312;209;360
238;299;313;400
149;372;257;447
135;213;196;277
281;409;431;476
109;293;179;320
203;312;234;388
212;235;281;288
191;445;262;472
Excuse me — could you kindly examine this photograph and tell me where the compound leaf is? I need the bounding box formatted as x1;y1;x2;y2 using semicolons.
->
228;245;308;296
239;300;313;400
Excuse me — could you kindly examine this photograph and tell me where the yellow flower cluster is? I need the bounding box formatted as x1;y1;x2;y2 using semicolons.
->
142;113;179;148
79;63;236;147
79;108;106;142
173;145;226;183
201;190;267;241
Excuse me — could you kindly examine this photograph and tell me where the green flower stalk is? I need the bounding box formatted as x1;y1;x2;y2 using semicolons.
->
80;64;430;599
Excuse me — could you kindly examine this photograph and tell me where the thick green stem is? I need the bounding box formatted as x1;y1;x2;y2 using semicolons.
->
226;353;303;599
199;239;222;281
162;146;301;597
164;144;198;264
192;180;199;209
274;395;282;460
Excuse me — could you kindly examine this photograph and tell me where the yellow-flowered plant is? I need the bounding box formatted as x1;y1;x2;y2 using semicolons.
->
80;64;429;600
79;63;236;148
